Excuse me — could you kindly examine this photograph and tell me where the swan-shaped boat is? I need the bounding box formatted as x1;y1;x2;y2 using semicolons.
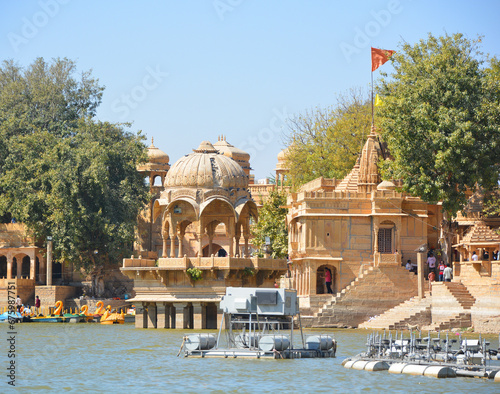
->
100;305;125;325
30;300;66;323
93;301;105;322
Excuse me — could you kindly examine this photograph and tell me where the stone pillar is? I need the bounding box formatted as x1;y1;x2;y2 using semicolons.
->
157;303;166;329
170;231;176;258
47;239;53;286
147;303;157;329
235;227;241;257
417;252;426;299
135;303;147;328
30;257;35;280
174;303;187;329
7;257;12;280
193;302;206;329
177;234;183;258
198;222;203;258
162;232;168;258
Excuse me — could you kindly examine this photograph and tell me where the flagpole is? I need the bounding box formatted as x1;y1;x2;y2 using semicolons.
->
371;70;374;127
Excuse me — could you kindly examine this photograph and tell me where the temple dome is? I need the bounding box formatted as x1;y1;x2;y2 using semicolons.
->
165;141;248;189
377;180;396;191
213;135;250;161
147;138;169;164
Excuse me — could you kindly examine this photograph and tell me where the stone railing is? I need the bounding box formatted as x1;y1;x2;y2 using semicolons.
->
374;252;401;266
122;258;156;268
124;256;287;272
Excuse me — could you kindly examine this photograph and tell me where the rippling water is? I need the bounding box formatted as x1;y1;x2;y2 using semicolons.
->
4;323;498;393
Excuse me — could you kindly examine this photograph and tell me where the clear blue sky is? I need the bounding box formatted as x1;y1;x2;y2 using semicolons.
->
1;0;499;179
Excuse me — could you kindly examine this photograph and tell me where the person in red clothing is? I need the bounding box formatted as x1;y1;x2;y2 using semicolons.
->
438;261;446;281
325;267;333;294
35;295;41;315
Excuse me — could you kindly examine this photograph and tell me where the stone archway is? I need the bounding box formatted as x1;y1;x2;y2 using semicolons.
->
202;243;223;257
316;265;336;295
21;256;30;278
0;256;7;278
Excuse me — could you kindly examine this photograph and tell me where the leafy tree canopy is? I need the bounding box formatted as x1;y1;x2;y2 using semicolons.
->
377;33;500;216
0;58;149;274
283;88;371;190
251;190;288;259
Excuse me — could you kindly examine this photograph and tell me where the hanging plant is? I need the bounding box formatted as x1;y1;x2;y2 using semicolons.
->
186;267;203;281
243;267;255;276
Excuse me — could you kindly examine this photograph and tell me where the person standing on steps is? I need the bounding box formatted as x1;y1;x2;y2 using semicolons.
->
438;260;446;281
443;263;453;282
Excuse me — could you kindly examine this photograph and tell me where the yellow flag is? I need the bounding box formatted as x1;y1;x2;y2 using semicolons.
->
374;94;383;107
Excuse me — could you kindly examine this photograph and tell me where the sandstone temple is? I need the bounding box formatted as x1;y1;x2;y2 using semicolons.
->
0;131;499;333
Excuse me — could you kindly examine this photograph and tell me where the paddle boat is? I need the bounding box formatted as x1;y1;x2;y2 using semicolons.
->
30;300;67;323
100;305;125;325
0;311;26;323
93;300;105;322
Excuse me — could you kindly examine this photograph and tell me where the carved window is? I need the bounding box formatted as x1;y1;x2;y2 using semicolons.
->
378;228;392;253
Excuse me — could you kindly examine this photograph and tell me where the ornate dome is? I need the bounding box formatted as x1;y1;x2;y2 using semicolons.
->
213;135;250;161
377;180;396;191
165;141;248;189
213;135;251;175
147;138;169;164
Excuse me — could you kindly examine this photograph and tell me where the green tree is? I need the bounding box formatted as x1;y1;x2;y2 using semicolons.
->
0;58;149;295
251;190;288;258
377;33;500;217
283;88;371;189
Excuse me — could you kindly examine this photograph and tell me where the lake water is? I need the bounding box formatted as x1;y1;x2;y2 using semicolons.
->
4;323;499;393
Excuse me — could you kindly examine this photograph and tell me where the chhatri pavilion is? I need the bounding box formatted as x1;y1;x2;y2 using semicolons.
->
121;140;287;329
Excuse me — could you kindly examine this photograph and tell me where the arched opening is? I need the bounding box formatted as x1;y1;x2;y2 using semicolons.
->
21;256;30;278
53;262;62;281
0;256;7;278
206;303;218;329
201;243;228;257
144;176;150;186
153;175;163;186
12;258;17;278
316;265;336;295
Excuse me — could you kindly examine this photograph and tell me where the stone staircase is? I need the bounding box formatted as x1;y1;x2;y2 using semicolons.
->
358;292;432;330
443;281;476;309
424;312;472;331
301;264;419;328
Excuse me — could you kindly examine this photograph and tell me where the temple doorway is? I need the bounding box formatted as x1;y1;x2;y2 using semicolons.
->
316;265;336;295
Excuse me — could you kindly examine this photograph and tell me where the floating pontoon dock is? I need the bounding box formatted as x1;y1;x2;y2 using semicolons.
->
179;287;336;359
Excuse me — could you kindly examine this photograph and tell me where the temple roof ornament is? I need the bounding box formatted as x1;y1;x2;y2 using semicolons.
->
146;137;170;164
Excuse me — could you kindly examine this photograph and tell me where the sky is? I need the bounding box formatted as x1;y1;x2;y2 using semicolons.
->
1;0;500;180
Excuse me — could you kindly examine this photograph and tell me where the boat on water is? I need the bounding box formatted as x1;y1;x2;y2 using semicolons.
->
100;306;125;324
343;330;500;382
31;300;68;323
0;311;29;323
178;287;336;359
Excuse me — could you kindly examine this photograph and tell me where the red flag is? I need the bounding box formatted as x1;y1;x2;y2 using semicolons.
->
371;47;395;72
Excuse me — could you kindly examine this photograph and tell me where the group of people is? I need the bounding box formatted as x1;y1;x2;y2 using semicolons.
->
404;253;453;282
427;253;452;282
14;295;41;315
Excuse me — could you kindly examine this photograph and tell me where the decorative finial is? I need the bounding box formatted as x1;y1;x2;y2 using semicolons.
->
151;137;154;145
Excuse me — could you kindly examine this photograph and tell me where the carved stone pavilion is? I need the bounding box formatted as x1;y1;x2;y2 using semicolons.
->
121;141;287;329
